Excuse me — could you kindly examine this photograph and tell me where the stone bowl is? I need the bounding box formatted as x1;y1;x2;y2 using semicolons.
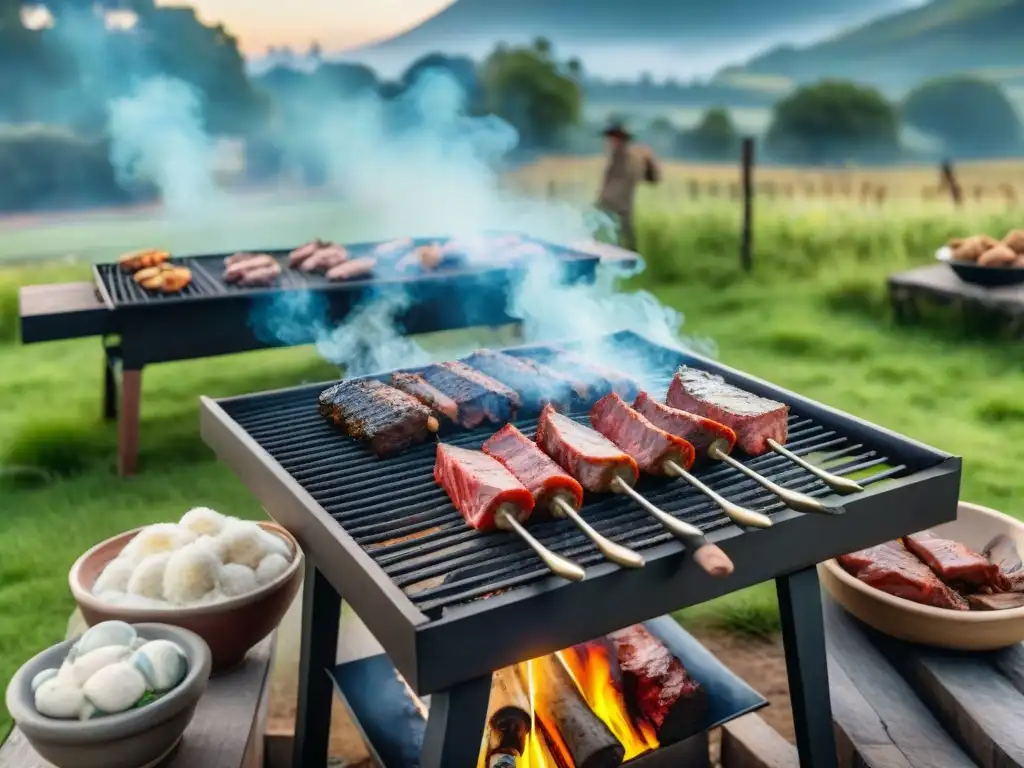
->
69;522;303;672
820;500;1024;650
5;623;211;768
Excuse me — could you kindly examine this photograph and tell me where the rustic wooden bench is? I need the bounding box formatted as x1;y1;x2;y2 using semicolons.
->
0;635;274;768
888;264;1024;334
824;594;1024;767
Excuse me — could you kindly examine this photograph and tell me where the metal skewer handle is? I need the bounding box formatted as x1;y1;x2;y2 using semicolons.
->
550;495;645;569
495;508;586;581
766;438;864;495
609;477;734;577
663;460;772;528
708;443;843;516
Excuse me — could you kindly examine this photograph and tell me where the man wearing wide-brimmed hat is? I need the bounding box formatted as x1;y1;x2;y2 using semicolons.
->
596;121;660;252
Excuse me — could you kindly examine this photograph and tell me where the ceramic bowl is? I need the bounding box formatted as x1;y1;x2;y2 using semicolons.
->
820;500;1024;650
936;246;1024;287
69;522;303;671
6;623;211;768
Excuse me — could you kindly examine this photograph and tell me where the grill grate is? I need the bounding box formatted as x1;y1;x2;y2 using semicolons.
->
93;236;626;310
221;359;907;617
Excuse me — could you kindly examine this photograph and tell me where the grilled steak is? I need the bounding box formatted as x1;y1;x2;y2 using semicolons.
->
318;379;437;457
667;367;788;455
434;443;535;531
462;350;575;412
536;404;638;493
421;361;520;428
288;239;326;267
609;625;709;745
837;541;968;610
482;424;584;511
633;391;737;458
903;531;1010;591
302;245;349;273
540;350;640;406
390;372;459;423
590;393;695;474
327;256;375;281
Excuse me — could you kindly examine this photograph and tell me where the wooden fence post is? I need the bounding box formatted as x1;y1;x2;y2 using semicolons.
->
740;137;754;272
940;159;963;207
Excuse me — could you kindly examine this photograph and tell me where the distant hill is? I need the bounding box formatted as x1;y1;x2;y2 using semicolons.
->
726;0;1024;90
339;0;919;79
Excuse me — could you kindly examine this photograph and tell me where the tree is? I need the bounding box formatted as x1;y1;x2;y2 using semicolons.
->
480;44;581;149
683;107;738;159
400;52;479;108
566;57;582;79
765;80;899;164
532;36;551;58
903;75;1022;158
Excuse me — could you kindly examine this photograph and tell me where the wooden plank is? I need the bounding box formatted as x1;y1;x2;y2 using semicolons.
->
991;644;1024;696
720;713;797;768
0;635;274;768
872;637;1024;768
889;266;1024;313
823;598;974;768
18;282;110;343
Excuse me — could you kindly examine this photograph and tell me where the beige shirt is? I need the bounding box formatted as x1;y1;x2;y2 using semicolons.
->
597;145;658;214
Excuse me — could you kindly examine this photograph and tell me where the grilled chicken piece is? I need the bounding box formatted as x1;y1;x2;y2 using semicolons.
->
301;245;349;273
158;268;192;293
288;239;327;268
135;264;191;293
223;254;277;282
118;248;170;273
236;262;282;286
326;256;375;281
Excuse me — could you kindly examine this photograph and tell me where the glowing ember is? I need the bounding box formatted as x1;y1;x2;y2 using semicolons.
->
559;644;659;759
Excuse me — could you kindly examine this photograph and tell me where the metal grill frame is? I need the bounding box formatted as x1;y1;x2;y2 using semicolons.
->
200;330;961;695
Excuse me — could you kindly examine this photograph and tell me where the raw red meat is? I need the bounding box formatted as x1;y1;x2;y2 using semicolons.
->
433;443;535;531
666;367;788;455
536;404;638;493
391;372;459;423
632;391;737;458
482;424;584;511
609;625;708;745
903;531;1010;590
837;541;968;611
968;593;1024;611
590;393;696;474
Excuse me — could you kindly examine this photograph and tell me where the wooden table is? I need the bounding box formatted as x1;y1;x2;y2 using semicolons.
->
888;264;1024;333
824;594;1024;767
0;636;274;768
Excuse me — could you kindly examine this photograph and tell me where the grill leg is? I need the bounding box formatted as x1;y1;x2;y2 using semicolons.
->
117;368;142;477
420;673;492;768
293;561;341;768
103;356;117;422
776;567;837;768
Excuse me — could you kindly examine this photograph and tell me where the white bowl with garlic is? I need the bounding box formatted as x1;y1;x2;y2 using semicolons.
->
70;508;303;671
6;621;211;768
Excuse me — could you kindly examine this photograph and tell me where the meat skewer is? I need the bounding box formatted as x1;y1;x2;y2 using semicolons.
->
668;367;863;496
597;393;772;529
483;424;644;569
536;405;733;577
434;443;585;582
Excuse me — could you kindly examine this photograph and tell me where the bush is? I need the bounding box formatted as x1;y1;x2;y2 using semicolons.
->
903;76;1022;158
680;108;739;160
0;125;138;213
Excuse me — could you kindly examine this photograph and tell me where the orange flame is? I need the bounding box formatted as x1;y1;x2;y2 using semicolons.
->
557;644;659;760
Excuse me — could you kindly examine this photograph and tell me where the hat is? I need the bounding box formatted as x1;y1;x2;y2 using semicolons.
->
602;122;632;140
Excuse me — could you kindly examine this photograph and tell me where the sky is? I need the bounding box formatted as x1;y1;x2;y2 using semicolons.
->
177;0;457;54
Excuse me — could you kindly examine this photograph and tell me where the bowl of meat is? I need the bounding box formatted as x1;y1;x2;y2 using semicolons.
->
936;229;1024;287
820;501;1024;650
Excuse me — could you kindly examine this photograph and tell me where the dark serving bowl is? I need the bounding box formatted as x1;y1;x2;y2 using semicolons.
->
936;247;1024;287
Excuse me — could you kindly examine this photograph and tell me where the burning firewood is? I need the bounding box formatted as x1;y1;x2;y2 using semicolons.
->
609;625;709;746
519;654;625;768
482;667;531;767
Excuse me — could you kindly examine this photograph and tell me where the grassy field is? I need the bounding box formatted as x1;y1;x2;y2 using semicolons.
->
3;169;1024;732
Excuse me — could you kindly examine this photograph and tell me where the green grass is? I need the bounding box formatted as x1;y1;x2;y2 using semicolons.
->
2;193;1024;732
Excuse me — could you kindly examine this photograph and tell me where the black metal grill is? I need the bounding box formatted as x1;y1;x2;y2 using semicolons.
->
201;330;961;694
220;338;921;615
93;235;627;310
